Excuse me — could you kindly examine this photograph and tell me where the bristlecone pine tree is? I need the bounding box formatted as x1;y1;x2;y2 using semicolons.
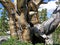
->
0;0;59;42
0;0;48;43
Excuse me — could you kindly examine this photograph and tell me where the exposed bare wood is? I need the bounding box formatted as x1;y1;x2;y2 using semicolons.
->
17;0;31;42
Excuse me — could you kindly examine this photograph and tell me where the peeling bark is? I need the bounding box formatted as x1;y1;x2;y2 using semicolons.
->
0;0;47;43
0;0;18;39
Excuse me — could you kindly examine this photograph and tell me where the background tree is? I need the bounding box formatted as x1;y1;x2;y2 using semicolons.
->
38;9;48;23
0;8;9;32
0;7;9;35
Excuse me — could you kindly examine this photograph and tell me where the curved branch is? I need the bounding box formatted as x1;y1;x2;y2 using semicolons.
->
32;6;60;38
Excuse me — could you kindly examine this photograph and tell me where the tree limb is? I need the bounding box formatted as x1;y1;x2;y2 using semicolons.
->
0;0;15;14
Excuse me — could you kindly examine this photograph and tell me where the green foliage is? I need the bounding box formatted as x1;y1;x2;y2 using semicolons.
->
0;8;9;36
2;38;45;45
0;8;9;32
0;8;2;10
38;9;48;23
56;0;60;5
0;32;7;36
2;38;33;45
53;26;60;44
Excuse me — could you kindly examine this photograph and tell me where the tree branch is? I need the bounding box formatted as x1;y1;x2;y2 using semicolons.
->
0;0;15;14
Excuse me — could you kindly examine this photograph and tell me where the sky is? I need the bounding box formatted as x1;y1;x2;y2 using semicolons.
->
0;3;3;16
38;0;58;18
0;0;14;17
0;0;58;18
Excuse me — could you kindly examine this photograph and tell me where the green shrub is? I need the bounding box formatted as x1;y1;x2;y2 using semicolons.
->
0;32;7;36
53;26;60;44
2;38;45;45
2;38;33;45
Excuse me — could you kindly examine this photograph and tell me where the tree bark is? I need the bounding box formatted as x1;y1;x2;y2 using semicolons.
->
8;15;17;39
0;0;47;43
0;0;18;39
0;0;31;42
